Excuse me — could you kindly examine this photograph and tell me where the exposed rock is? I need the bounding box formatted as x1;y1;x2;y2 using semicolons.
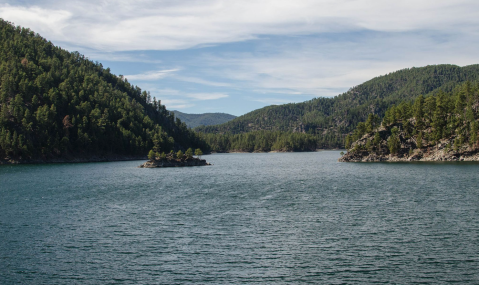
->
339;124;479;162
139;157;211;168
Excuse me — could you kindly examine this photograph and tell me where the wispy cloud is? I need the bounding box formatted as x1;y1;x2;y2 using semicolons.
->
2;1;479;115
174;76;231;87
160;99;194;110
83;51;163;63
145;89;228;111
125;69;179;81
194;31;479;97
186;93;229;100
0;4;71;37
2;1;479;51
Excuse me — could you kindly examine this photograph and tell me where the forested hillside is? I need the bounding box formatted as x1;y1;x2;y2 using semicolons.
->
340;81;479;161
197;64;479;137
172;110;236;128
196;64;479;152
0;19;208;162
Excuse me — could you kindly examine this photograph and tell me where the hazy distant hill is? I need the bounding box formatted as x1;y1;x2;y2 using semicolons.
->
197;64;479;137
172;111;236;128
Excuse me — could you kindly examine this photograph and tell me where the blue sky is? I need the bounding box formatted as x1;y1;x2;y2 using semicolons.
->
1;0;479;116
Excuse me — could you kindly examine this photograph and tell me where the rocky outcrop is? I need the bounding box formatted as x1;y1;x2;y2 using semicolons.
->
340;148;479;162
339;125;479;162
139;157;211;168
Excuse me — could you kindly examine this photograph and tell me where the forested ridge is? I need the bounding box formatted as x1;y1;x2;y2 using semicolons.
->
171;110;236;128
197;64;479;151
0;19;208;162
340;81;479;161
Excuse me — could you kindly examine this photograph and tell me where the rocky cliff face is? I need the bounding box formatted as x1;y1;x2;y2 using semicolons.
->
139;157;211;168
339;125;479;162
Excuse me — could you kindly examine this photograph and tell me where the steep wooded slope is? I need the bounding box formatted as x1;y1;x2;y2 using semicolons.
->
0;19;207;162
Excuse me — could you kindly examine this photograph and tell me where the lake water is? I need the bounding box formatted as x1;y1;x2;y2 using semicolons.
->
1;151;479;284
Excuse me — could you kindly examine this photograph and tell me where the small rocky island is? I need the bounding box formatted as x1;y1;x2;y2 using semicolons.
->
139;148;211;168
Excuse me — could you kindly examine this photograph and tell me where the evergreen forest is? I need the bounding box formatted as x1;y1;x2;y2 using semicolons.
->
172;110;236;129
0;19;208;162
344;81;479;157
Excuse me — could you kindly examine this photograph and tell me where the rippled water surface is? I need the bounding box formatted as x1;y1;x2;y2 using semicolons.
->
1;151;479;284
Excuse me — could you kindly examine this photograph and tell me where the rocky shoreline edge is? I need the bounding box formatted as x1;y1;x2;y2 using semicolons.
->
339;136;479;162
339;149;479;162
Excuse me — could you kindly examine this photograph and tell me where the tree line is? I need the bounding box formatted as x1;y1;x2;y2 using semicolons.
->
200;131;343;152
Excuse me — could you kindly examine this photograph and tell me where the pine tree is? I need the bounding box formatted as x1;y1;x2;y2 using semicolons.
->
416;132;423;149
185;148;193;159
176;150;183;159
195;148;203;159
388;127;400;154
148;149;155;161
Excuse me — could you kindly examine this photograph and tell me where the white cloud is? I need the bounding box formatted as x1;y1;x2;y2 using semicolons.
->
145;89;227;111
82;51;163;63
186;93;228;100
0;4;71;37
2;1;479;114
195;32;479;98
125;69;179;81
160;99;194;110
1;1;479;51
174;76;231;87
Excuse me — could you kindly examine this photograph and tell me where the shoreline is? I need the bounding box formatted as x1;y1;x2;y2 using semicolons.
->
0;155;147;165
339;147;479;162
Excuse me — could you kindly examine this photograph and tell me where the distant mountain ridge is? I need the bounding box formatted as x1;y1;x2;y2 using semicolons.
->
197;64;479;138
172;110;236;128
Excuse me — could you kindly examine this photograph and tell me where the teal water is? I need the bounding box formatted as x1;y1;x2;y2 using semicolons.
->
1;151;478;284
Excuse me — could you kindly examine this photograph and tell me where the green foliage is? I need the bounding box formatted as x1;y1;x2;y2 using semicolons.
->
365;140;372;151
176;150;183;159
417;132;423;149
347;81;479;155
185;148;193;159
345;134;352;149
471;122;478;145
195;148;203;158
160;152;166;160
201;130;336;152
197;64;479;146
172;111;236;128
148;150;155;161
454;136;463;151
373;132;381;148
387;127;400;154
0;19;208;161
